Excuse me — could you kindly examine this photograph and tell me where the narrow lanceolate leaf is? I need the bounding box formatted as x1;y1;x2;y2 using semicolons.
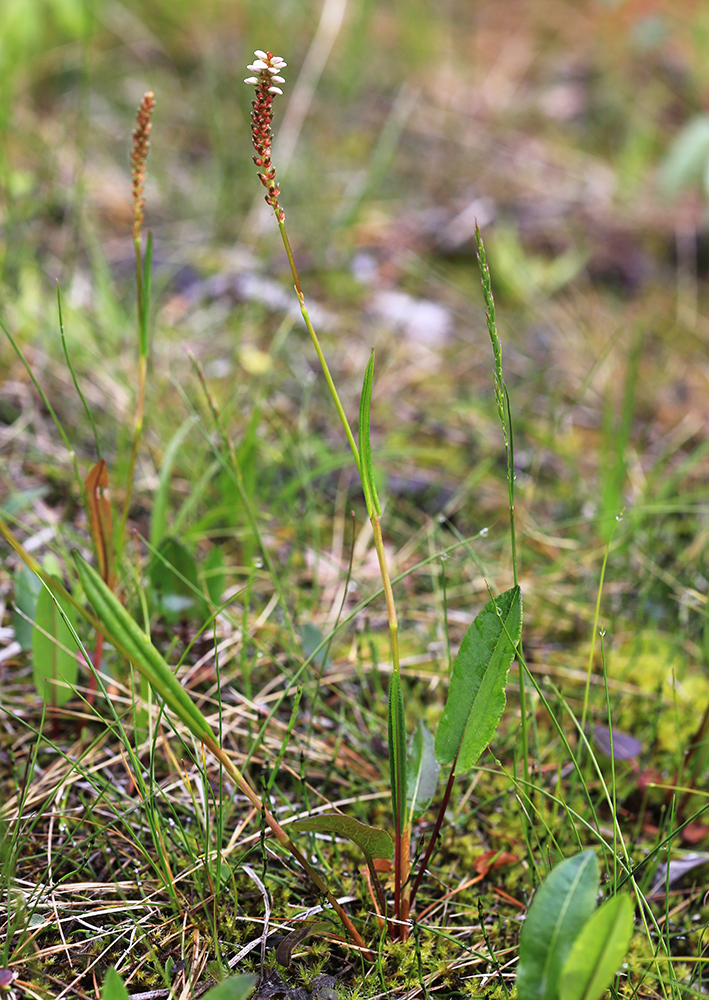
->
101;968;130;1000
435;586;522;774
406;720;440;820
358;350;381;518
388;669;408;830
32;579;79;707
73;553;212;743
85;460;114;585
292;814;393;862
516;851;599;1000
559;894;634;1000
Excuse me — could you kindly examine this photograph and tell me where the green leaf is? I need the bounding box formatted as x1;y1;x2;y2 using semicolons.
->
292;813;393;862
657;114;709;197
203;544;225;606
406;720;440;819
434;586;522;774
149;536;208;624
101;968;130;1000
559;894;633;1000
200;974;257;1000
358;350;381;517
73;552;213;744
516;851;599;1000
149;415;199;549
13;562;42;650
388;669;407;830
300;622;330;669
32;578;79;706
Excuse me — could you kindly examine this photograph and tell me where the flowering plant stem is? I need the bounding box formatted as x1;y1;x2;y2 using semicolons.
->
246;49;409;939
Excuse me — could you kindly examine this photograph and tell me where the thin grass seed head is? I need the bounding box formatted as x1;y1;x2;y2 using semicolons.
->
131;91;156;242
245;50;287;221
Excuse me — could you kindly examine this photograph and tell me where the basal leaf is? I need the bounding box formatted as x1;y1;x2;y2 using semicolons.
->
559;894;633;1000
101;967;130;1000
292;814;393;862
406;720;440;819
516;851;598;1000
32;578;79;706
434;586;522;774
13;562;42;650
200;974;257;1000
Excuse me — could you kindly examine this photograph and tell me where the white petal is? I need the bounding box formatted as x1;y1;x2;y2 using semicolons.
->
244;77;259;84
247;59;268;71
271;75;285;83
254;49;268;59
268;86;283;95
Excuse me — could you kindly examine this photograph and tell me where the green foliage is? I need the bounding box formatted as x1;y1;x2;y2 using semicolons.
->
12;562;41;651
74;552;213;743
101;968;130;1000
32;577;78;707
406;720;439;819
560;894;634;1000
658;114;709;197
388;667;408;831
517;852;633;1000
148;536;208;624
200;974;257;1000
434;586;522;774
292;814;393;862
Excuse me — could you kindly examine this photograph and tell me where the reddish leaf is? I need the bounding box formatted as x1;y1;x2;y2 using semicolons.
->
474;850;520;877
85;460;114;585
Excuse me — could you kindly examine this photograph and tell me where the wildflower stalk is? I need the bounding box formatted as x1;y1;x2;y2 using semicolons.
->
245;50;406;936
118;91;155;552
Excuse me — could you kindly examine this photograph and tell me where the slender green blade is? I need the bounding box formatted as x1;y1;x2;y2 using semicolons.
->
73;552;212;743
559;894;633;1000
516;851;599;1000
358;350;381;517
292;814;393;861
406;720;440;820
434;586;522;774
32;579;79;706
388;669;407;829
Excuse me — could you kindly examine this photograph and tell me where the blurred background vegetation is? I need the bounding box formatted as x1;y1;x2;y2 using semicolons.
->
3;0;709;809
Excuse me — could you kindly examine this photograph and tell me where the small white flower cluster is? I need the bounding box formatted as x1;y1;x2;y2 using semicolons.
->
244;50;287;95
